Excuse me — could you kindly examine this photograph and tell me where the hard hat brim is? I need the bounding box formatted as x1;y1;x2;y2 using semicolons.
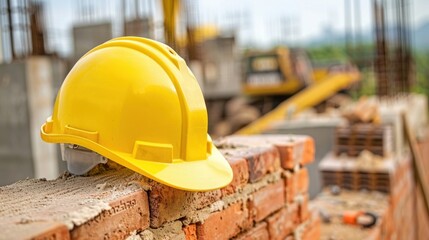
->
41;123;233;191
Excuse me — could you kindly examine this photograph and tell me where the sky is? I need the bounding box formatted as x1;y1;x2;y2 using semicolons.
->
42;0;429;57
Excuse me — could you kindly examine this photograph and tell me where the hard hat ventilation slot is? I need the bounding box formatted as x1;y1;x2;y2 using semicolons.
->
167;48;176;55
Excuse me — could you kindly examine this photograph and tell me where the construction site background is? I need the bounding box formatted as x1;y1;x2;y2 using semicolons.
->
1;0;429;239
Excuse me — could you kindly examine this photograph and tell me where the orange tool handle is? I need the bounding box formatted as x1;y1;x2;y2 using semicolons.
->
342;210;363;225
343;211;378;228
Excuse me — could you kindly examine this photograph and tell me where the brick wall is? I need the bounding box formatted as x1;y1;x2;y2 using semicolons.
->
0;135;319;240
416;135;429;240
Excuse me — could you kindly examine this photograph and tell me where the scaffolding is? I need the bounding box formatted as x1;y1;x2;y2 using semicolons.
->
0;0;47;62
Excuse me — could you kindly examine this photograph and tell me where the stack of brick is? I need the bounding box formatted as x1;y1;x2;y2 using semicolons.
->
321;123;396;193
315;112;429;239
319;152;394;193
0;134;318;240
334;124;392;157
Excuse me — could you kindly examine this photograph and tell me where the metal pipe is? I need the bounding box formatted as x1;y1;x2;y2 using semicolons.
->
374;0;389;97
6;0;15;59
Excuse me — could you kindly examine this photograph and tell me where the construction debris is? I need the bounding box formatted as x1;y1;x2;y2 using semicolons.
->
342;97;380;124
313;189;389;240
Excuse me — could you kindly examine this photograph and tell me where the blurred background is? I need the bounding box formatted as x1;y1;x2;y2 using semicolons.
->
0;0;428;187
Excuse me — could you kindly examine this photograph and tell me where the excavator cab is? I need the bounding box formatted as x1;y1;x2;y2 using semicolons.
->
242;47;313;96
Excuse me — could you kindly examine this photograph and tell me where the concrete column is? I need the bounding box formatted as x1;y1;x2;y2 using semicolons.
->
26;56;58;179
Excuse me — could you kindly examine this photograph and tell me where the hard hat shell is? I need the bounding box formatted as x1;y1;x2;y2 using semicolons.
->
41;37;233;191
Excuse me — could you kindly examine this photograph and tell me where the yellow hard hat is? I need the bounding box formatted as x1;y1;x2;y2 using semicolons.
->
40;37;233;191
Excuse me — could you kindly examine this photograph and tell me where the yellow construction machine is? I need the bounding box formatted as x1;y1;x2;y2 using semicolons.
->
243;47;316;96
238;47;361;135
242;47;355;96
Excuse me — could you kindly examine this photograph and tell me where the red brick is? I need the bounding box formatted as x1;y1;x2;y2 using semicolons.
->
221;146;280;183
301;137;315;165
297;194;310;223
266;204;299;240
236;222;269;240
149;183;221;228
284;171;296;203
71;190;149;240
221;156;249;196
217;135;314;170
32;223;70;240
183;224;197;240
1;221;70;240
274;137;314;169
275;144;299;169
245;147;280;182
249;180;285;222
297;168;309;194
196;201;252;240
274;136;314;169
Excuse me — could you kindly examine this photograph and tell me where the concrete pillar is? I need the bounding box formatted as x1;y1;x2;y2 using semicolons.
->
26;56;58;179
